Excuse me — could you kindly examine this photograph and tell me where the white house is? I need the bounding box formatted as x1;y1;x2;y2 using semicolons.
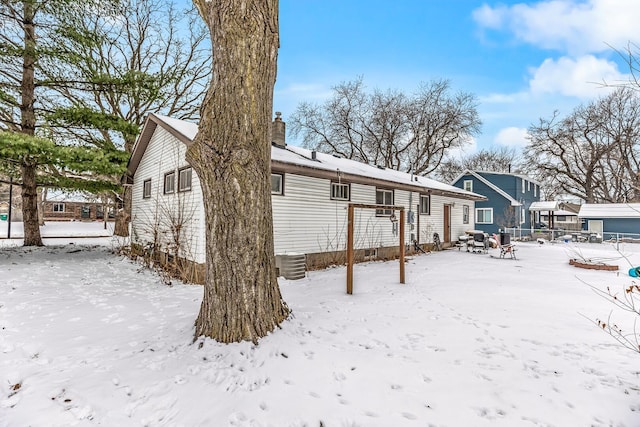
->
125;113;485;271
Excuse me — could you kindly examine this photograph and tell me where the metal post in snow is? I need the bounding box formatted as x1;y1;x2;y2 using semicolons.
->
7;176;12;239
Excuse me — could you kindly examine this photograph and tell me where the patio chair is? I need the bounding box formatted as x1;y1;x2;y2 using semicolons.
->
493;233;517;259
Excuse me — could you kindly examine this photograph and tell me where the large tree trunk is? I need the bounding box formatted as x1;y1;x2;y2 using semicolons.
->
21;164;42;246
113;187;131;237
188;0;289;343
20;1;42;247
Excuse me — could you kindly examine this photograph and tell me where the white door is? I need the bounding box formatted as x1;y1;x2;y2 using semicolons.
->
588;220;603;233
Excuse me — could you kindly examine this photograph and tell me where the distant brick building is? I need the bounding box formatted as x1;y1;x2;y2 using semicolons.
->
43;192;112;222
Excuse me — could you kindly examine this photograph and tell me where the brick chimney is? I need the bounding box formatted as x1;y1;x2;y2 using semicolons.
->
271;111;286;148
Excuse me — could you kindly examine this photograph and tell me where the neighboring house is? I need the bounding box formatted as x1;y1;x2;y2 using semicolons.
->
530;201;581;231
451;170;541;234
578;203;640;238
125;114;486;270
43;191;111;221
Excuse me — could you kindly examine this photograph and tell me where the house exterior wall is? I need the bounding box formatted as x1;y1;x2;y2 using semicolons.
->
580;217;640;235
452;172;540;234
43;201;104;221
131;127;478;266
272;174;475;255
130;126;206;263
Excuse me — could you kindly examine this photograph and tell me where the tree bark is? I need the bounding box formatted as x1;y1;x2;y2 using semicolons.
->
113;186;131;237
188;0;289;343
20;1;43;246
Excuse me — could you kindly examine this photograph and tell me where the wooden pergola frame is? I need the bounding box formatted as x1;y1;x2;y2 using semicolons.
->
346;203;405;294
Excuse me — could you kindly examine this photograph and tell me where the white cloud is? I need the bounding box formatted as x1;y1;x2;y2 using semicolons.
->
528;55;628;98
494;127;529;147
473;0;640;54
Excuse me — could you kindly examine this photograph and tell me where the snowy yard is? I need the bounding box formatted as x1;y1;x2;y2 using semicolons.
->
1;238;639;426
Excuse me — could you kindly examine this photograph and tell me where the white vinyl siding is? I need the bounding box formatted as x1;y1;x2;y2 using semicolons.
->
131;125;478;264
131;126;205;263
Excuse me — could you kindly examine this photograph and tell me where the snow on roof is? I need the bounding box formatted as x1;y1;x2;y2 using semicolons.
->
45;190;97;203
153;114;199;140
272;145;482;198
150;115;484;200
529;201;559;211
578;203;640;218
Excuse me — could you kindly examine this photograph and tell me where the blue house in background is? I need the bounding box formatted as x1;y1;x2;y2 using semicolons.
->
451;170;541;234
578;203;640;238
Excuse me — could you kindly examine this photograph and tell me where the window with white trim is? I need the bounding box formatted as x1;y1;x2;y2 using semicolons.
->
143;179;151;198
376;188;393;216
164;171;175;194
419;194;430;214
330;182;350;200
521;178;525;193
520;208;526;224
178;167;192;192
271;173;283;195
463;205;469;224
53;203;65;213
527;180;531;192
463;180;473;192
534;184;537;197
475;208;493;224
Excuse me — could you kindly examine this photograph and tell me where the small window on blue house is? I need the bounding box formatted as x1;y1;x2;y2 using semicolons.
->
520;208;526;224
527;181;531;192
463;180;473;192
522;178;525;193
476;208;493;224
534;184;537;197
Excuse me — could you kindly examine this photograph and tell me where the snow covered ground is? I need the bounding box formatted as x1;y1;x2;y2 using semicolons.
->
1;237;639;426
0;221;114;248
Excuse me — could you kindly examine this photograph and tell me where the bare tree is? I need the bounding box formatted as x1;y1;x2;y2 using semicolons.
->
290;78;481;176
436;146;522;184
44;0;210;236
188;0;289;343
524;88;640;203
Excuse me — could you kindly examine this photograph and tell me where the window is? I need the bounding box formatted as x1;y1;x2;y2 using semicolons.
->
475;208;493;224
463;205;469;224
534;184;537;197
520;208;526;224
143;179;151;198
521;178;525;193
271;173;283;195
178;167;192;192
53;203;65;213
164;171;175;194
419;194;430;214
463;180;473;192
557;215;567;221
330;182;350;200
375;189;393;216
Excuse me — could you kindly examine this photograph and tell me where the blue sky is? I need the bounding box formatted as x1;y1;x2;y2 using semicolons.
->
273;0;640;154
